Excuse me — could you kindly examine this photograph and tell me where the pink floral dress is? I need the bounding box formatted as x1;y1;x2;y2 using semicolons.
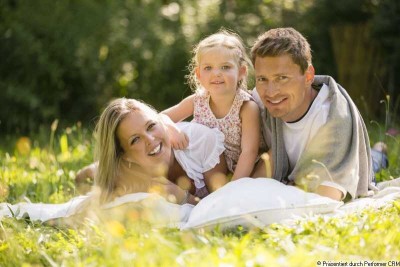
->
193;89;253;172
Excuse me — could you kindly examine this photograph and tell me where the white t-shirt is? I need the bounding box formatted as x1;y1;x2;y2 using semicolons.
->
173;122;225;190
283;84;347;198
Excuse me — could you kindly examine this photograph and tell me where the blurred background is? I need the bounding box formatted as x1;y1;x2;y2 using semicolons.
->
1;0;399;135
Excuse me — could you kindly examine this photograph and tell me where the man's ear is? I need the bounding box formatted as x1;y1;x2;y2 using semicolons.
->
305;65;315;85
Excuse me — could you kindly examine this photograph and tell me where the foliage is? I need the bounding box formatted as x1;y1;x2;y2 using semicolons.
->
1;203;400;266
3;0;398;134
1;124;400;266
301;0;400;121
0;0;112;133
0;122;93;204
0;0;280;134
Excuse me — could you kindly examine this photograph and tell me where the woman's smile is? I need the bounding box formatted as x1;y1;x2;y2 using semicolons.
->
148;143;162;156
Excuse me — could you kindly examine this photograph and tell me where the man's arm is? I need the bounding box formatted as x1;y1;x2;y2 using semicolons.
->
251;150;273;178
315;185;343;201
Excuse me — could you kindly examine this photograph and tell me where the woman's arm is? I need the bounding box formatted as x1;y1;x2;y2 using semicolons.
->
231;101;261;180
151;177;198;205
164;183;198;205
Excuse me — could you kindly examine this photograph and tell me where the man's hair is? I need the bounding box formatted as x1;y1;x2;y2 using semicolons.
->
251;27;312;74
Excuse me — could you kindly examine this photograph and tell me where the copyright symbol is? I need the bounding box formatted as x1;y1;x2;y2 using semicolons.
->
317;261;321;265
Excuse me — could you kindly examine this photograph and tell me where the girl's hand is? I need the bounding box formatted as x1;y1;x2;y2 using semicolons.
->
169;127;189;150
160;113;190;150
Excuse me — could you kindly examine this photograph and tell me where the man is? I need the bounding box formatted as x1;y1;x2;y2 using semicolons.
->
251;27;374;201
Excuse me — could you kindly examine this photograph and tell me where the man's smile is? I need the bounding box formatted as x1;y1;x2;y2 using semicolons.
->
266;97;288;106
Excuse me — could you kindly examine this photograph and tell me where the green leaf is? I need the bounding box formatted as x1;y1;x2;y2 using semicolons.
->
59;134;68;155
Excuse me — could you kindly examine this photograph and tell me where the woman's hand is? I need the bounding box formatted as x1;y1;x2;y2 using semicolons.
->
75;162;97;183
75;162;98;194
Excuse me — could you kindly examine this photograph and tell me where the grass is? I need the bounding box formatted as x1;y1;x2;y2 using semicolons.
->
0;121;400;266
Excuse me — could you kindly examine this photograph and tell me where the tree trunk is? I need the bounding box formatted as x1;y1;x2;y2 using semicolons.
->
330;23;386;121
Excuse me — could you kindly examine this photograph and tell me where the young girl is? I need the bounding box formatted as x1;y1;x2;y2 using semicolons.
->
162;30;261;180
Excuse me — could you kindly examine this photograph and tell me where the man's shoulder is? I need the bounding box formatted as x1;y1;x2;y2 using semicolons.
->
250;89;266;112
313;75;349;97
313;75;336;86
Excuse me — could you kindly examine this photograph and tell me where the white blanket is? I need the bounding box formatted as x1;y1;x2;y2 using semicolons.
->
1;178;399;230
0;193;191;228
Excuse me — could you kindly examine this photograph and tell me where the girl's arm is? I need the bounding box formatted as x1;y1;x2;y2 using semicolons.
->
161;95;195;122
231;101;261;180
161;95;195;150
203;154;228;192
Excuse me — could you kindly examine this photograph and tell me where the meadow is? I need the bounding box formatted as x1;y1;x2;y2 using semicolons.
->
0;121;399;266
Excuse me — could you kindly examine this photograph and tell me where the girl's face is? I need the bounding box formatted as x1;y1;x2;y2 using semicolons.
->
196;46;246;96
116;110;172;172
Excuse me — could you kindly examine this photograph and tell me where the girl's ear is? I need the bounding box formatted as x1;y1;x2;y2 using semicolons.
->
195;66;201;80
239;65;247;79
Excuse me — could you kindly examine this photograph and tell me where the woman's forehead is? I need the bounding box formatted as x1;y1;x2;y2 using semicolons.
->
117;110;157;138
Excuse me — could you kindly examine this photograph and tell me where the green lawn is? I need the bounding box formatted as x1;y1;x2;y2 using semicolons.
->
1;123;399;266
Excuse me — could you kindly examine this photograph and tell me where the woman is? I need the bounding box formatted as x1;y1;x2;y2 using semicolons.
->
88;97;228;205
1;98;229;223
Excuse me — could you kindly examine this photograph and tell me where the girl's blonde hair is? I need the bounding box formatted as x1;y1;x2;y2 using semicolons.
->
94;98;159;203
186;29;252;92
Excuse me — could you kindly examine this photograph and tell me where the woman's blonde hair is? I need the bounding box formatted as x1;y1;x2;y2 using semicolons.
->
186;29;252;92
94;98;159;203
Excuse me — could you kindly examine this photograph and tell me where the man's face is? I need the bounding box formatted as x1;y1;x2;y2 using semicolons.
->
254;54;314;122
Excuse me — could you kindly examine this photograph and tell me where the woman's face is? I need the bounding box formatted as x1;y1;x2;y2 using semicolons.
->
116;110;172;172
